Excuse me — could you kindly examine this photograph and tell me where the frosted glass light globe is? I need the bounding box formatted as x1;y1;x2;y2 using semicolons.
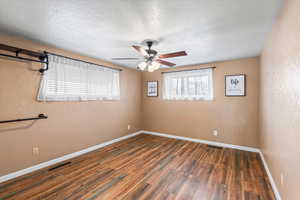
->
138;62;147;70
152;61;160;70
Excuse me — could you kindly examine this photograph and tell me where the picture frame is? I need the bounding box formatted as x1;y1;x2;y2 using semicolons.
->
225;74;246;96
147;81;158;97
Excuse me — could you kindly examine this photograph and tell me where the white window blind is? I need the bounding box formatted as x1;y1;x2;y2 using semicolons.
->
163;68;213;100
38;54;120;101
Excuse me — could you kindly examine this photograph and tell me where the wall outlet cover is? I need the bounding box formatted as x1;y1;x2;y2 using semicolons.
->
33;147;39;156
213;130;218;136
280;173;284;185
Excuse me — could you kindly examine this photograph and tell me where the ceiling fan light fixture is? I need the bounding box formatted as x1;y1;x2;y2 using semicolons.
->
138;61;147;70
151;61;160;70
148;65;155;72
147;61;160;72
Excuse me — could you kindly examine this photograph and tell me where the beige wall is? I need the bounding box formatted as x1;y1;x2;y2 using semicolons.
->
142;57;260;148
0;34;261;180
259;0;300;199
0;34;142;176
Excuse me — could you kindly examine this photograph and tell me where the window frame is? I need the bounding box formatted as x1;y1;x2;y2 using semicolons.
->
162;68;214;101
37;54;120;102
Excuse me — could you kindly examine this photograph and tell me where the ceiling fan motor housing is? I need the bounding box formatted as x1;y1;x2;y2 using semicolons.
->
146;49;157;57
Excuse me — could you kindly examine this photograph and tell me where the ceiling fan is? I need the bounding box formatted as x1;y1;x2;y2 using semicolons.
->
111;40;187;72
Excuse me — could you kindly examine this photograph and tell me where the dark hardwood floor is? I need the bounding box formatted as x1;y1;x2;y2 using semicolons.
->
0;134;275;200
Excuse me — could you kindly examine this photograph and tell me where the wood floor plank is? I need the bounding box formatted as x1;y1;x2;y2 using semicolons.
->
0;134;276;200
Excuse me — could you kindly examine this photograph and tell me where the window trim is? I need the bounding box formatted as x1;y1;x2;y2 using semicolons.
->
162;67;214;101
37;54;120;102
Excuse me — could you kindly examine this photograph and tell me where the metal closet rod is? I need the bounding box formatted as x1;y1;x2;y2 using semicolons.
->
0;44;122;73
0;53;47;64
0;43;45;58
45;51;123;72
0;43;48;74
0;114;48;124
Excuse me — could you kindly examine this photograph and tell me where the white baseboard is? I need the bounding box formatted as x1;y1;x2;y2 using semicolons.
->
0;131;141;184
140;130;281;200
140;130;260;152
259;151;282;200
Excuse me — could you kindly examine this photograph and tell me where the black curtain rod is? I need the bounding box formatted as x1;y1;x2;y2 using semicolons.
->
161;66;216;74
0;114;48;124
0;53;47;64
45;52;122;72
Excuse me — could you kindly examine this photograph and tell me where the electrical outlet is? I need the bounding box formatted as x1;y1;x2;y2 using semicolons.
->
33;147;39;156
213;130;218;136
127;124;131;130
280;173;284;185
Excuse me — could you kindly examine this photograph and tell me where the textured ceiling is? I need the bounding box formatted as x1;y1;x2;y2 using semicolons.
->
0;0;282;69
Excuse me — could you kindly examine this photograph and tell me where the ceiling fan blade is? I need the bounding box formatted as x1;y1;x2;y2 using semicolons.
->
156;59;176;67
158;51;187;59
132;45;148;57
111;58;140;60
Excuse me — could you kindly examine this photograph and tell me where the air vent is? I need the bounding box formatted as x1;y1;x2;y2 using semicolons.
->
207;145;223;149
48;162;71;171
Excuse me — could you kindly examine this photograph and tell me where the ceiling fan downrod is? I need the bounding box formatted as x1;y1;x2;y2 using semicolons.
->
146;41;153;50
146;41;157;57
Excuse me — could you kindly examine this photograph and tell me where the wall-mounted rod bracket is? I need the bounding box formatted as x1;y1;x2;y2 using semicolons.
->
38;52;49;74
0;43;48;74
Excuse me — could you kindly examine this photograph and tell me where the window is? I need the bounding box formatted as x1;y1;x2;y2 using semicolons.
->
38;54;120;101
163;68;213;100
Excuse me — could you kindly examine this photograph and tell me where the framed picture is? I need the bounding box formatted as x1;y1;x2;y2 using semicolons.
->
147;81;158;97
225;74;246;96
